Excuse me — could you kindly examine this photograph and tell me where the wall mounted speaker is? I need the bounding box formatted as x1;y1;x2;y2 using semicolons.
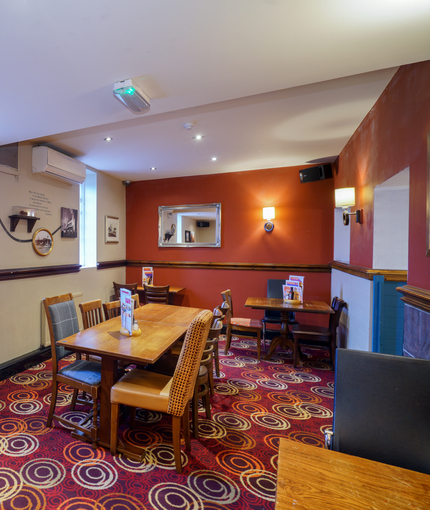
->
299;164;333;183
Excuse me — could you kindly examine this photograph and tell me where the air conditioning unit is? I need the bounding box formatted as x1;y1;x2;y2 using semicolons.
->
32;146;86;185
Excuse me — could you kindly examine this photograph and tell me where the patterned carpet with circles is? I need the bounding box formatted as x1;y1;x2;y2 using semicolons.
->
0;335;335;510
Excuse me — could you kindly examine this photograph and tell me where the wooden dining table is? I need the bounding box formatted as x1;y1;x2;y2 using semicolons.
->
57;303;203;451
245;297;333;361
275;439;430;509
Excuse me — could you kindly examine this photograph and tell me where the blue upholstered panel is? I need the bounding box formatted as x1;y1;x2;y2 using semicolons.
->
48;300;79;341
60;360;101;386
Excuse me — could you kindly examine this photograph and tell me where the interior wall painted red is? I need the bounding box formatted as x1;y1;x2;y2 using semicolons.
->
335;60;430;289
126;165;334;320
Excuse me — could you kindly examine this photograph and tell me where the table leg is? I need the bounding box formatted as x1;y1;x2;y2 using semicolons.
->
98;356;119;448
264;311;297;361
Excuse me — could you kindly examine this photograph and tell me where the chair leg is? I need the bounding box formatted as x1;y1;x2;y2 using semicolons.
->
46;381;58;428
172;415;183;474
192;385;199;439
110;403;120;456
70;388;79;411
262;322;266;352
203;391;211;420
208;361;214;395
182;412;191;451
91;388;98;449
224;325;232;354
293;333;299;368
330;335;336;370
214;344;220;377
256;330;261;360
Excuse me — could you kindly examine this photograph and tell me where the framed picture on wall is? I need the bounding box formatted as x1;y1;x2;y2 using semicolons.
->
32;228;54;256
105;216;119;243
61;207;78;238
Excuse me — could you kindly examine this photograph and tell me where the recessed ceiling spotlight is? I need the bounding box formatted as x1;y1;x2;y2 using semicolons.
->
150;167;156;171
104;137;113;142
211;157;217;161
193;134;204;140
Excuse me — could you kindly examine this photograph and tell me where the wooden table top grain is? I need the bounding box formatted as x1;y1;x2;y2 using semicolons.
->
245;297;334;314
276;439;430;510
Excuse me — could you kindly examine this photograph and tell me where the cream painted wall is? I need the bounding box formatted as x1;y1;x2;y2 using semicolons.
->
0;143;126;366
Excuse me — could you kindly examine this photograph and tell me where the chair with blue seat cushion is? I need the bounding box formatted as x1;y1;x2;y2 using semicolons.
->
221;289;262;359
43;293;101;448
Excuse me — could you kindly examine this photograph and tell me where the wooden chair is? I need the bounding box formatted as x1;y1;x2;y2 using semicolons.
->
110;309;213;473
143;284;170;304
103;300;121;320
291;297;346;368
192;359;211;439
131;293;140;308
207;319;223;377
221;289;262;359
113;282;138;300
42;293;101;449
79;299;104;330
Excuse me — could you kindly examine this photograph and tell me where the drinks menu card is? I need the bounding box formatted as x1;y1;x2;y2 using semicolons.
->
120;288;133;335
142;267;154;286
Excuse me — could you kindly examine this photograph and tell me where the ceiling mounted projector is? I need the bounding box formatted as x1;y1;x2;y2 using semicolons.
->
113;79;150;113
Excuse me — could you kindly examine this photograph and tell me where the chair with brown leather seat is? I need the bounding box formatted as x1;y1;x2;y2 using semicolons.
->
143;284;170;304
110;309;213;474
221;289;262;359
103;300;121;320
292;297;346;369
113;282;138;300
79;299;104;330
43;293;101;449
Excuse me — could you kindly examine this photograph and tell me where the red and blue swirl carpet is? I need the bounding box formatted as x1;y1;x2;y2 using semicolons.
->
0;336;334;509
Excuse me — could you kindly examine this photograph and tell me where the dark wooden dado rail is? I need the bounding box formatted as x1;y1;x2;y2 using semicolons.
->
0;264;81;281
124;260;332;273
330;261;407;282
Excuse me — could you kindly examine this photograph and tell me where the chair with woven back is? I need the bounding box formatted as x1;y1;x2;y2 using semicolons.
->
143;284;170;304
103;300;121;321
110;309;213;474
291;297;346;369
42;293;102;449
221;289;262;359
113;282;138;300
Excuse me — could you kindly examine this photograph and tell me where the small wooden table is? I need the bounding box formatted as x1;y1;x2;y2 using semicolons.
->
245;297;333;361
275;439;430;509
57;304;202;450
137;285;185;305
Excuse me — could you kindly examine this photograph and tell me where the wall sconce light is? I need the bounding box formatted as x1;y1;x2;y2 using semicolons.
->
263;207;275;232
335;188;362;226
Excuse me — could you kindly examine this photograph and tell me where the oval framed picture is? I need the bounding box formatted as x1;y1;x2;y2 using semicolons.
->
32;228;54;256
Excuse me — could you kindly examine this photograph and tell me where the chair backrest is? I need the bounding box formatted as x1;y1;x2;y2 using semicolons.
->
131;293;140;308
42;293;80;371
79;299;104;330
221;289;233;321
167;310;213;416
144;284;170;304
113;282;138;300
266;279;286;319
333;348;430;475
103;300;121;320
328;298;346;336
208;319;223;340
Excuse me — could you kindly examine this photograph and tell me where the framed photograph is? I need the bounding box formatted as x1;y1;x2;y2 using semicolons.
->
185;230;191;243
105;216;119;243
61;207;78;238
32;228;54;256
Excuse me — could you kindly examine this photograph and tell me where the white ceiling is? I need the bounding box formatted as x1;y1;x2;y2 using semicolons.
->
2;1;430;181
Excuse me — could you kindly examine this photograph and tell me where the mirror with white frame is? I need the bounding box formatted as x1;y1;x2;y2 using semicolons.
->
158;203;221;247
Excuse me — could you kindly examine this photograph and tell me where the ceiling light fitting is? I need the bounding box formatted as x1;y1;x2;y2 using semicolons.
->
104;137;112;142
113;79;150;114
183;122;194;130
193;135;204;140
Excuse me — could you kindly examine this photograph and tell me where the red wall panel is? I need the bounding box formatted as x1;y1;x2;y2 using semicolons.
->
126;165;334;321
335;60;430;288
